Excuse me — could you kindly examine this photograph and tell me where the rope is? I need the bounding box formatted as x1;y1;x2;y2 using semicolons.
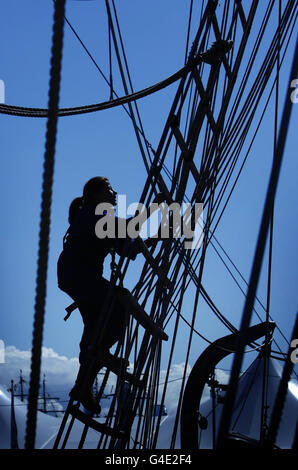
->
21;0;296;450
156;11;296;368
184;0;194;65
265;313;298;448
216;34;298;449
107;6;114;100
152;250;190;448
25;0;65;449
170;139;220;448
106;0;152;175
158;28;296;363
261;0;282;443
0;63;189;118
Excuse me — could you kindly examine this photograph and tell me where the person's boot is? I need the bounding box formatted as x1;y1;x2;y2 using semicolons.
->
69;363;101;415
97;349;129;371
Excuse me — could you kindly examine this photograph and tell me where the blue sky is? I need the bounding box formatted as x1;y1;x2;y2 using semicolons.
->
0;0;297;391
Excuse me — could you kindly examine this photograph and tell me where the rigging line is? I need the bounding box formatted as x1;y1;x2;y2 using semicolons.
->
62;12;111;89
148;343;162;448
157;235;237;335
211;126;251;219
0;61;185;117
198;0;260;175
199;9;296;297
203;71;286;308
221;1;237;108
0;0;213;123
67;1;294;370
134;343;163;448
223;0;275;134
220;0;231;38
265;313;298;448
184;0;194;65
159;167;239;322
169;243;238;334
151;250;190;449
110;0;153;166
207;145;298;371
170;158;219;449
168;295;266;354
64;0;155;172
137;69;197;208
210;0;234;135
143;351;157;447
55;0;165;165
151;345;167;449
210;28;284;184
25;0;66;450
189;15;259;201
223;0;288;140
206;15;298;353
107;6;114;100
140;359;154;447
231;354;263;432
216;26;286;168
57;6;292;414
105;0;151;175
173;75;199;187
216;35;298;449
162;211;266;355
199;46;222;175
206;232;271;325
261;0;282;445
0;49;190;123
206;1;234;160
221;0;296;150
146;202;241;336
155;198;248;337
218;1;296;161
218;44;288;174
151;239;177;325
211;44;291;267
167;301;213;344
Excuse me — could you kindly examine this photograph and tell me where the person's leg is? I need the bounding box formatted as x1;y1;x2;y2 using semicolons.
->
78;280;127;354
70;290;128;412
99;296;127;351
70;300;102;413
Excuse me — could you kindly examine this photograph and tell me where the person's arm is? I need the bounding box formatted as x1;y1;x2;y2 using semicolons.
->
113;192;168;256
143;192;170;247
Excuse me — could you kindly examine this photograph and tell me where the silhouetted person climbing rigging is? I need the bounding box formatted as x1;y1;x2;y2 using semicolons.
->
57;176;164;413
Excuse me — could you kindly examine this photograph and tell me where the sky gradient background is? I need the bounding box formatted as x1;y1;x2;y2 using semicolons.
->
0;0;297;412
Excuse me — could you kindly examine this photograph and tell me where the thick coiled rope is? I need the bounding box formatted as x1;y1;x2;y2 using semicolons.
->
25;0;66;450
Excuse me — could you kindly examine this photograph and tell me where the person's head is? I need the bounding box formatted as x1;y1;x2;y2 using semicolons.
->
68;197;83;224
82;176;117;206
67;177;117;225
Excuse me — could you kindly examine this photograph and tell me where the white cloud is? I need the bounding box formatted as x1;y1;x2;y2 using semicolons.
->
0;345;79;392
0;345;232;448
215;368;229;384
0;345;81;414
157;362;192;412
156;362;229;413
0;346;220;417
